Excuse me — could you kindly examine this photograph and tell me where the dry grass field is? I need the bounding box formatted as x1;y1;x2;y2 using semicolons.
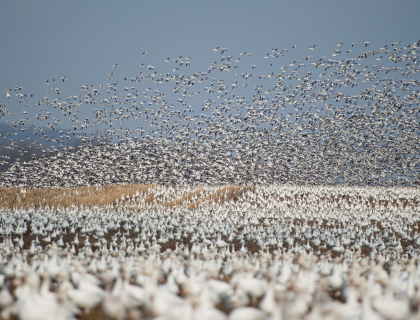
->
0;184;256;211
0;184;417;211
0;184;154;209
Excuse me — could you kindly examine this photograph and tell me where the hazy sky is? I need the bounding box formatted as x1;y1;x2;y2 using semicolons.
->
1;0;420;136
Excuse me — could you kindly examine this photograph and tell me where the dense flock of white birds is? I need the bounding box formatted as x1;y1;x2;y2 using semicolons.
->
0;184;419;320
0;40;419;187
0;39;419;319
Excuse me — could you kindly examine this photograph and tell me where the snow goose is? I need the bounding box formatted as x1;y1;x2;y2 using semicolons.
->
67;267;104;312
326;261;343;290
234;269;266;301
146;268;185;317
223;283;249;312
372;276;409;320
120;267;145;309
360;278;384;320
258;273;276;314
101;286;126;320
15;270;61;320
0;281;14;309
216;234;227;248
162;268;179;294
56;236;64;247
322;284;362;320
71;234;79;246
229;307;268;320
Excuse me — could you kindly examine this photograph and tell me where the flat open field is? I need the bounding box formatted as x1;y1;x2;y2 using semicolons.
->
0;184;419;319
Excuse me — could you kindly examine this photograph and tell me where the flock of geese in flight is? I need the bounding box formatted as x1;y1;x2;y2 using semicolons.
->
0;40;419;188
0;39;419;320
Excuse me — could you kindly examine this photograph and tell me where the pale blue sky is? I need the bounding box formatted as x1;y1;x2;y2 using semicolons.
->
1;0;419;136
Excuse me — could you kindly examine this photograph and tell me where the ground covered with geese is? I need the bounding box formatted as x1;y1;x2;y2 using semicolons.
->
0;184;419;320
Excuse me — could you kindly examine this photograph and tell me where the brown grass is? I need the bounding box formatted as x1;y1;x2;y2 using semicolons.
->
158;186;254;209
0;184;417;211
0;184;155;209
162;187;205;208
0;185;255;211
186;186;254;210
